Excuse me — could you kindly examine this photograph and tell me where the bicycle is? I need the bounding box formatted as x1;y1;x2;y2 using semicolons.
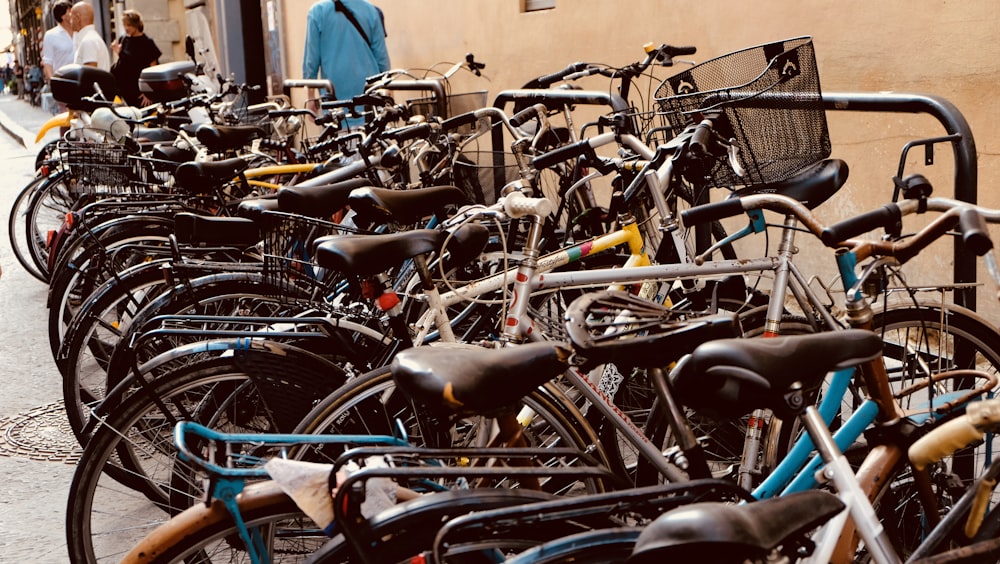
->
64;38;1000;560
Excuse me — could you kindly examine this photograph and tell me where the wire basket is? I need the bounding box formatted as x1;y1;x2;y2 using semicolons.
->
654;36;830;187
408;91;488;122
451;150;523;205
58;134;137;189
258;210;348;294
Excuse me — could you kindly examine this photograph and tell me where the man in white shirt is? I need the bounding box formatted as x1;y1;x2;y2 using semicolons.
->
70;2;111;71
42;1;75;81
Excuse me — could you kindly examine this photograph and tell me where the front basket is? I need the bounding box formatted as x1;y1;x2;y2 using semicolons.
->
655;37;830;188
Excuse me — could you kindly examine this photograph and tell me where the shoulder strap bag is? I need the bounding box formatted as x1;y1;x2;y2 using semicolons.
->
333;0;371;46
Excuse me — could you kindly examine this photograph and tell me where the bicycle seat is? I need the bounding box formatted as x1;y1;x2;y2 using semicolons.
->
315;229;448;276
150;145;195;172
133;127;178;144
235;194;281;221
728;158;848;210
277;177;370;219
349;185;470;225
174;157;252;193
391;341;571;417
671;329;882;420
173;212;261;247
627;490;844;563
195;124;266;154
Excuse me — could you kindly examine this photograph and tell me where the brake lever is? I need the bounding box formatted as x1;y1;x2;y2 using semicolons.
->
727;141;746;178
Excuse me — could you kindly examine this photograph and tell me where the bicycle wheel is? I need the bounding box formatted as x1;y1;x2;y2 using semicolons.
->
23;169;77;280
502;527;642;564
866;301;1000;558
47;223;174;362
66;271;357;443
291;362;610;496
120;480;318;564
7;174;50;281
769;301;1000;560
66;350;349;564
57;258;172;373
307;489;570;564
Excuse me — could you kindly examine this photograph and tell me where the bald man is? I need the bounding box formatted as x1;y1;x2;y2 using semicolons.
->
70;2;111;71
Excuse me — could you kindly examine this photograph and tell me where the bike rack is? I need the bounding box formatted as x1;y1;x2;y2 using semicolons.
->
490;89;980;311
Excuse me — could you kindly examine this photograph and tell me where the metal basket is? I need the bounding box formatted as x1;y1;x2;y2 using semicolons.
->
58;136;136;188
258;210;346;294
654;36;830;187
408;91;488;122
451;150;523;205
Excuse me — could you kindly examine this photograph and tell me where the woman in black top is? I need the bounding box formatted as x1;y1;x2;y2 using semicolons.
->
111;10;162;106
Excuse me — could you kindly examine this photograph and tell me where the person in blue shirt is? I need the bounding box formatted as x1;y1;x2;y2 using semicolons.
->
302;0;390;121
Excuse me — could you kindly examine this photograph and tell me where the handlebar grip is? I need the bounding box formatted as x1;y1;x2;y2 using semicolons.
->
680;198;745;227
320;99;354;110
688;120;713;157
532;139;592;170
509;105;539;128
908;415;983;471
441;111;479;132
669;45;698;56
820;203;902;246
268;109;309;118
960;207;993;256
313;111;340;127
504;191;554;219
533;62;589;88
386;122;433;143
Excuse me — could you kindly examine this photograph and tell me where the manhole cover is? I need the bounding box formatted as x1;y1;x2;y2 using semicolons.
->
0;401;82;464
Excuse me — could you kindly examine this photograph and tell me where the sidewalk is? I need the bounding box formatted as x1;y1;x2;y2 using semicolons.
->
0;91;63;150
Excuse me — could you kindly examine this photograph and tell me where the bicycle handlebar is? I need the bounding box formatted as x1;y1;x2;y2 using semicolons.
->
441;111;478;132
909;399;1000;471
503;190;554;219
680;198;745;226
820;203;903;246
531;62;591;89
385;122;434;143
960;206;994;256
532;138;595;170
685;193;1000;268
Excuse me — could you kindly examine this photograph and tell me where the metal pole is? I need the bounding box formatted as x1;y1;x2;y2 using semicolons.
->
823;92;978;311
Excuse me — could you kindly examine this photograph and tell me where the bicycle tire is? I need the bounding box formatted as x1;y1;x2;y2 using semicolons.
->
309;489;575;564
120;480;317;564
47;223;174;362
47;211;176;283
66;350;349;564
502;527;642;564
59;259;176;444
290;363;611;496
7;174;50;281
23;169;76;280
70;271;342;440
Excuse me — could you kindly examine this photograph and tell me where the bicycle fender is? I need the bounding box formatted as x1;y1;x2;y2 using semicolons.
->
35;112;72;143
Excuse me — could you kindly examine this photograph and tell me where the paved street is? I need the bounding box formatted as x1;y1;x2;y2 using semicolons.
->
0;92;76;563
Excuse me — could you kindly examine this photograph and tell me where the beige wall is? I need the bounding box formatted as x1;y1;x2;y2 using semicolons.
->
282;0;1000;320
124;0;186;62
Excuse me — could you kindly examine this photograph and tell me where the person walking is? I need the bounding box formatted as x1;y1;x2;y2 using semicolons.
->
26;64;44;106
302;0;390;124
41;1;75;81
70;1;111;71
110;9;161;106
14;62;24;99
